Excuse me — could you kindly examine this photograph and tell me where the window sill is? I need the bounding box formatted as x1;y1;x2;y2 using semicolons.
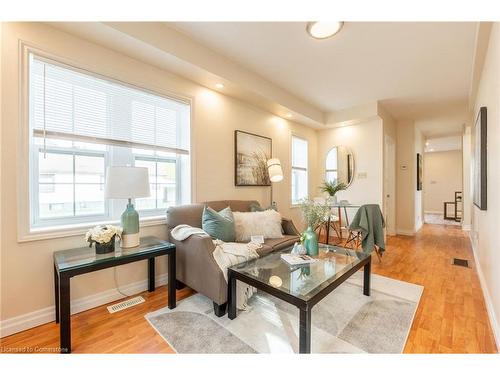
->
18;215;167;243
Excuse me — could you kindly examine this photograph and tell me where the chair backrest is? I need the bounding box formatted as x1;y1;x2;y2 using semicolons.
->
348;204;385;231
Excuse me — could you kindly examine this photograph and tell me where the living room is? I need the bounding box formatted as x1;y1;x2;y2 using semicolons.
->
1;1;500;373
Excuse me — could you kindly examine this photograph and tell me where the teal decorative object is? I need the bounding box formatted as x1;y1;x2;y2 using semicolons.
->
122;199;139;234
202;206;236;242
301;226;319;256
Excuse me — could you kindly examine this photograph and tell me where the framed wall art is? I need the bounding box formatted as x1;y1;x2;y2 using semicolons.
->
234;130;272;186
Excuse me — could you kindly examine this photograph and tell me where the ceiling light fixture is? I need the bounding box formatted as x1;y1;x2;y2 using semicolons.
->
306;21;344;40
215;83;224;89
286;113;293;118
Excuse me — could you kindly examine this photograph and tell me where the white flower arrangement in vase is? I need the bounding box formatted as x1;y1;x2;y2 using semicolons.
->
85;225;123;254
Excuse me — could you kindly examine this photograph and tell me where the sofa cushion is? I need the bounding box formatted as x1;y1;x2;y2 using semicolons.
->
233;210;284;242
205;200;260;213
263;235;300;251
202;206;236;242
166;204;204;229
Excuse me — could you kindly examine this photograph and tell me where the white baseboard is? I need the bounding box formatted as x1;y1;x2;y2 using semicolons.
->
468;233;500;350
424;211;443;215
462;223;471;231
396;228;415;236
415;220;423;232
0;273;168;338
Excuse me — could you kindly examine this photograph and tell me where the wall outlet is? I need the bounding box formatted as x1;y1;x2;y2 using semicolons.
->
357;172;367;179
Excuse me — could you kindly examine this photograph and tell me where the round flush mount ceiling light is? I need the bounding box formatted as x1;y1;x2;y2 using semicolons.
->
215;83;224;89
306;21;344;39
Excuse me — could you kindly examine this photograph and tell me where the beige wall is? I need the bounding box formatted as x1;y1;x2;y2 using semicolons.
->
316;119;384;210
0;23;318;328
462;126;472;229
395;120;416;234
423;150;463;214
471;22;500;344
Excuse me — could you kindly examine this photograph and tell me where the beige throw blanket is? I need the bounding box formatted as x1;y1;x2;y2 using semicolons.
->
170;224;261;310
212;239;261;310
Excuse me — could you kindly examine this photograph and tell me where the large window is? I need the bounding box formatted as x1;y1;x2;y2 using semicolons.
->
291;136;308;205
28;54;190;230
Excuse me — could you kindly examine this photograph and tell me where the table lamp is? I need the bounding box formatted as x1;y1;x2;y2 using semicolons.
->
267;158;283;208
105;166;151;248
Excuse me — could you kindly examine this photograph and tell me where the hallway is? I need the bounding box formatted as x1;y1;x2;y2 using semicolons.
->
375;224;497;353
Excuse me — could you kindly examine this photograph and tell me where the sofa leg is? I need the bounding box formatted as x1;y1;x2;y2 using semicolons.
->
175;280;186;290
213;302;227;317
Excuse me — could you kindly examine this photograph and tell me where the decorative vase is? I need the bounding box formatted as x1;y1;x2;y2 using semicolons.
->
329;194;338;205
95;235;116;254
302;226;319;256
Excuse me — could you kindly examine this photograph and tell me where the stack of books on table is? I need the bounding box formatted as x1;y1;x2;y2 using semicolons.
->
280;253;318;266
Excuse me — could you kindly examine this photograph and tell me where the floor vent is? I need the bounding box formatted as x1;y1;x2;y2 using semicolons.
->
107;296;145;314
452;258;469;268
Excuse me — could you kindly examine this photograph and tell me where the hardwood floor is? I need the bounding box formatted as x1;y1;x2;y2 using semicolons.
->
0;223;497;353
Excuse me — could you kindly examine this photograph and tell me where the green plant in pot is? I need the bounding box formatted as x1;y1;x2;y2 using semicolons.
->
298;198;331;256
85;225;123;254
320;180;347;204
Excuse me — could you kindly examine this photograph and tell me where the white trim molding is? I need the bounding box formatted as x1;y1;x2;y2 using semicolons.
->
469;233;500;350
0;273;168;338
396;228;415;236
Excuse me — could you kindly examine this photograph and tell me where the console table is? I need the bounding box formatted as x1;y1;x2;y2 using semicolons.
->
53;236;176;353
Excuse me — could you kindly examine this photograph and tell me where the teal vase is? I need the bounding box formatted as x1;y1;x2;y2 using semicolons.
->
121;200;139;235
303;226;319;256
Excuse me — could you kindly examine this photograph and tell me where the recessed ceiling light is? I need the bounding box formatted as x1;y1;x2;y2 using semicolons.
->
286;113;293;118
215;83;224;89
425;141;429;146
306;22;344;40
429;148;434;152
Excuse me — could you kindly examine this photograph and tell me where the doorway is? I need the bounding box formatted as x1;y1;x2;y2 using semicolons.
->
384;135;396;235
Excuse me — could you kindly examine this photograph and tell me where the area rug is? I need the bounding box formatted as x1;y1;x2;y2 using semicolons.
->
145;272;423;353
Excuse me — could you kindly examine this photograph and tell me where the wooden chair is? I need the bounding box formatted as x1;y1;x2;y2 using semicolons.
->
343;204;385;262
344;230;383;262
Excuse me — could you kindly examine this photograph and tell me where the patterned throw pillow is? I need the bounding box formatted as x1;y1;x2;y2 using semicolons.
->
202;206;236;242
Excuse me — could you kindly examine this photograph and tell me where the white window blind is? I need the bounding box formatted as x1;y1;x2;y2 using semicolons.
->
30;54;190;155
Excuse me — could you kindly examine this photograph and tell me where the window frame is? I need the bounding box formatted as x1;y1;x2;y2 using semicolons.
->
133;154;181;215
18;44;193;242
30;145;110;229
325;147;339;183
290;134;309;206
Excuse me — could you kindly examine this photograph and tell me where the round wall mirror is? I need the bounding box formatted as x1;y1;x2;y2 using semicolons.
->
325;146;355;187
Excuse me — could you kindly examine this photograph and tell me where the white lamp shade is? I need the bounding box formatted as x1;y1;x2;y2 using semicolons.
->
105;166;151;199
267;158;284;183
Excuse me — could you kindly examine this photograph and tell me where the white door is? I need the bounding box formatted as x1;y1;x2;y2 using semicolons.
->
384;135;396;235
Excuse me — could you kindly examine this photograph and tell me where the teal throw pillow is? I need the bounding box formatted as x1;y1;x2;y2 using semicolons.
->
202;206;236;242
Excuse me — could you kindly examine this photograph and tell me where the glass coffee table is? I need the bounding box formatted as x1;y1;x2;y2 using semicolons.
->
227;243;371;353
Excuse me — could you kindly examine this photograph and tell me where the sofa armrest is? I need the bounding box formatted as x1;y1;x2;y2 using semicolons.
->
169;232;228;304
282;217;300;236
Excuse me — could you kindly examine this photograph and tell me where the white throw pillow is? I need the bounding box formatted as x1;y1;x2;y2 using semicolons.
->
233;210;284;242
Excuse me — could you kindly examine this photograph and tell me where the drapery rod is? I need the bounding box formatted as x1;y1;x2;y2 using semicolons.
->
32;129;189;155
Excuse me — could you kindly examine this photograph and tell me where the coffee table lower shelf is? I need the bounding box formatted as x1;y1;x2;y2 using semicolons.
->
227;255;371;354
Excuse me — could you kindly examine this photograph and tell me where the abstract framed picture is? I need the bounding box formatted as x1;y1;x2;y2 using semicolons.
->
417;153;423;191
473;106;487;210
234;130;272;186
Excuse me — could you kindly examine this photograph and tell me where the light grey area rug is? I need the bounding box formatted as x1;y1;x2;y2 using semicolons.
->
146;272;423;353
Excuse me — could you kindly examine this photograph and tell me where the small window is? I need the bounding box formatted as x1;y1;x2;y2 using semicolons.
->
326;147;338;183
291;136;308;204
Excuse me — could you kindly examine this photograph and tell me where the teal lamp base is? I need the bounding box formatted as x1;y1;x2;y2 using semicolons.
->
121;199;140;248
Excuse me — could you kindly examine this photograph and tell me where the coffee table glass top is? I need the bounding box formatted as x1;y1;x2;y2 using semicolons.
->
54;236;174;272
229;244;370;302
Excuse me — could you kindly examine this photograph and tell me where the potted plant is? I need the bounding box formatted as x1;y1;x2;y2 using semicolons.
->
85;225;123;254
320;180;347;204
298;198;331;256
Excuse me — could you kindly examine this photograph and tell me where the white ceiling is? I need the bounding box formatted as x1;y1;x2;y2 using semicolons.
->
171;22;477;119
425;135;462;153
